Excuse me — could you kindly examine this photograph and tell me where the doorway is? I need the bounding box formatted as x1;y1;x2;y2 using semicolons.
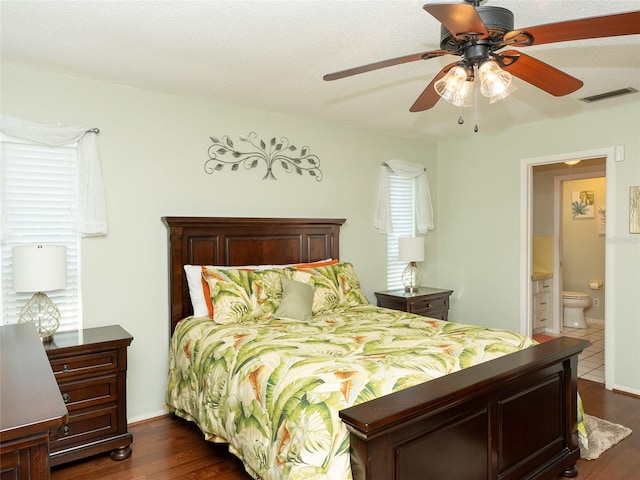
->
520;146;618;390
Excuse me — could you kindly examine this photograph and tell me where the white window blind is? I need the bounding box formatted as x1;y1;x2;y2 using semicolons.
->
386;174;416;289
1;138;82;331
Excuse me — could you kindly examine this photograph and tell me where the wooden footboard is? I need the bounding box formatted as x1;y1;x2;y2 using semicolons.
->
340;337;588;480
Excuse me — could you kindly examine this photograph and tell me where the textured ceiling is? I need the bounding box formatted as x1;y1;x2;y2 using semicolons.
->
1;0;639;141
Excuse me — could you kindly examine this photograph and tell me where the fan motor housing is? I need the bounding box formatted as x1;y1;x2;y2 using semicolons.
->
440;6;515;52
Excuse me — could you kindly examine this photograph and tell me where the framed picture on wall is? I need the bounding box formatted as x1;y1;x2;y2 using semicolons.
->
630;186;640;234
571;190;595;218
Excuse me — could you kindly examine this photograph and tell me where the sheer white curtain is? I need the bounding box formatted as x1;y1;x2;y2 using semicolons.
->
374;159;434;235
0;115;107;239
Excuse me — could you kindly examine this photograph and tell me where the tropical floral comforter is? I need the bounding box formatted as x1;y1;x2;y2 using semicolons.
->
165;304;536;480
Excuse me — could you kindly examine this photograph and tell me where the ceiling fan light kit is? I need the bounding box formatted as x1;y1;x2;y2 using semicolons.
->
324;1;640;125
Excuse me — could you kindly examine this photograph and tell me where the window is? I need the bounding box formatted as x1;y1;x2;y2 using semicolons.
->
1;136;82;331
386;174;416;289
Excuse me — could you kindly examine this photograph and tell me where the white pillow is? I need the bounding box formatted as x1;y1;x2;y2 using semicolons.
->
183;259;333;318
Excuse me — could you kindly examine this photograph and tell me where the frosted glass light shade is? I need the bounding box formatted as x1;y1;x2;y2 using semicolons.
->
398;237;425;262
478;60;514;102
13;245;67;292
434;65;473;107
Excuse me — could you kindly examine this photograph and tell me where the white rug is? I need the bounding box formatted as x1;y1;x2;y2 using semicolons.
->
580;414;633;460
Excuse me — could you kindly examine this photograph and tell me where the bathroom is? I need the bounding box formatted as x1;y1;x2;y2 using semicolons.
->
531;158;606;383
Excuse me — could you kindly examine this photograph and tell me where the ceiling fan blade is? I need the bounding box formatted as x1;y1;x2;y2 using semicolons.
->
499;50;583;96
323;50;450;81
409;62;458;112
514;10;640;46
423;3;488;39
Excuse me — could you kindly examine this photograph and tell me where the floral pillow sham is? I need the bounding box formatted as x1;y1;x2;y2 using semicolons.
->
202;261;368;324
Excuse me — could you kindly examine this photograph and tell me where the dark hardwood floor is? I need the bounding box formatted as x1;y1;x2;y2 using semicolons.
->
51;379;639;480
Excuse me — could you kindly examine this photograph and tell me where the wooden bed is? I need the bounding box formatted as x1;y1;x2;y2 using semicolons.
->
163;216;588;480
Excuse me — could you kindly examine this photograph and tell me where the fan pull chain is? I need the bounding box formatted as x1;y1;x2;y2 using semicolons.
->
473;65;479;133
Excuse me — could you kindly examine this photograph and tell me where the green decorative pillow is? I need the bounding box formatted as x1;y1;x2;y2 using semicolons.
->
274;277;314;321
283;262;369;315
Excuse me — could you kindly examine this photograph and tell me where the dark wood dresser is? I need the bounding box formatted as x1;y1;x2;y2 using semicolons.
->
375;287;453;320
0;323;68;479
43;325;133;466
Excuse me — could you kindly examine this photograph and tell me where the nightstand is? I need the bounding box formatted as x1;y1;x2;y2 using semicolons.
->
43;325;133;466
375;287;453;320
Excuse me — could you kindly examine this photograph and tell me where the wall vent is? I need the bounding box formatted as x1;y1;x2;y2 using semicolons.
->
579;87;638;103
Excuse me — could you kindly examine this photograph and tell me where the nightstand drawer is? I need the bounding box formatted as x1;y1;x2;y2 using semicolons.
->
375;287;453;321
58;375;118;411
50;406;118;449
50;351;118;379
408;296;448;315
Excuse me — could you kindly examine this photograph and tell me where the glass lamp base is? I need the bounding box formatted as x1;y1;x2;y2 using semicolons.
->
18;292;60;342
401;262;422;294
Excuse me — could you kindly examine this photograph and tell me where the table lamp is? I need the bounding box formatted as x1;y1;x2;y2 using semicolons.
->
398;236;424;293
13;245;67;342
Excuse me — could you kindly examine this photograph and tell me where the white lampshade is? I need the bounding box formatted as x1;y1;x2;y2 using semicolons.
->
398;237;425;263
13;245;67;292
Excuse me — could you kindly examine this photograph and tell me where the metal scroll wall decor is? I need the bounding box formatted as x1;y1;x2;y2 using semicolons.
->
204;132;323;181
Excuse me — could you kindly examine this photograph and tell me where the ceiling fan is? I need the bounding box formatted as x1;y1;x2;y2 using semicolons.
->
323;1;640;112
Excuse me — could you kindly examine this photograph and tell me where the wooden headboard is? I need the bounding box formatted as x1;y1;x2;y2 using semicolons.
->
162;216;346;335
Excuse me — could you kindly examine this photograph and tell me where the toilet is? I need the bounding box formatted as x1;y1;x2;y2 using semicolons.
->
562;291;590;328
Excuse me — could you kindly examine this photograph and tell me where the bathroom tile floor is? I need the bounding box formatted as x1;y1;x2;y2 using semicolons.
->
562;321;605;383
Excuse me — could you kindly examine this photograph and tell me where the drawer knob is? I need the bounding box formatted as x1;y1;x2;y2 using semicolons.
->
62;393;71;403
62;364;70;372
62;425;70;436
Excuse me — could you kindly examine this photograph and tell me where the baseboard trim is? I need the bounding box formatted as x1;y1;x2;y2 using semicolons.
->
128;410;170;426
612;387;640;399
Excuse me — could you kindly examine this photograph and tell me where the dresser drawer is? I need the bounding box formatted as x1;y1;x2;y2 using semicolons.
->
533;293;549;311
533;309;549;327
58;375;118;411
50;406;118;450
532;278;552;294
50;350;118;380
408;296;449;315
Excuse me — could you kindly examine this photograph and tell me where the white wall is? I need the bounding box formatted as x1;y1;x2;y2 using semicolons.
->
3;62;639;417
436;100;640;394
1;63;439;420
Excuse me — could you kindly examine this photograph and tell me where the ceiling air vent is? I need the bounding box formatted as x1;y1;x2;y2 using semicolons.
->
579;87;638;103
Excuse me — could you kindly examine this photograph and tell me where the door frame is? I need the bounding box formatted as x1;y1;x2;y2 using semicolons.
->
520;146;616;390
